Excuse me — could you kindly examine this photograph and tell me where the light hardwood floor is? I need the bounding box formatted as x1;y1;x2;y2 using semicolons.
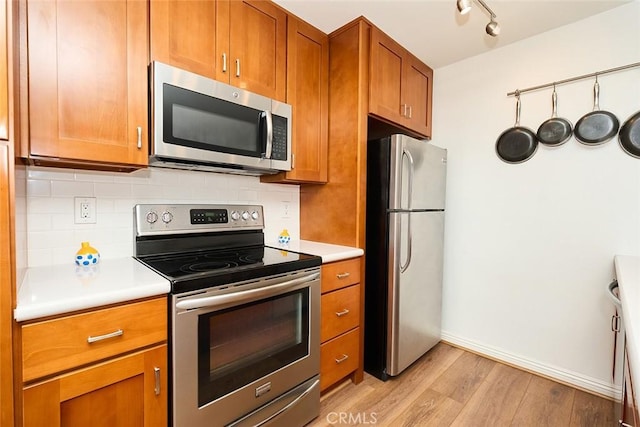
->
309;342;615;426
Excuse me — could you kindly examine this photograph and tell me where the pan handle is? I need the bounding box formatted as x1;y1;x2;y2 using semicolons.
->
551;85;558;118
593;76;600;111
514;91;521;127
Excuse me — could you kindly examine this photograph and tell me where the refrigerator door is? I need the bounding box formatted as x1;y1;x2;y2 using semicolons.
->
387;210;444;376
389;134;447;211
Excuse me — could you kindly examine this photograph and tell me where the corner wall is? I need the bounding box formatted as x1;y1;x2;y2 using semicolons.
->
431;2;640;397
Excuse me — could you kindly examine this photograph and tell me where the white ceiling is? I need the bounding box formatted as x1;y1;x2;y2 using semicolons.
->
273;0;633;69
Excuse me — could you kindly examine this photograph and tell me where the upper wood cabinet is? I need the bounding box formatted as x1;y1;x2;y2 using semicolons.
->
151;0;287;102
23;0;148;171
369;28;433;138
261;16;328;184
0;0;8;142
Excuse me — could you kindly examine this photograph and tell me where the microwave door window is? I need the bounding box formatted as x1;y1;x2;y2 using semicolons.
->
163;84;263;158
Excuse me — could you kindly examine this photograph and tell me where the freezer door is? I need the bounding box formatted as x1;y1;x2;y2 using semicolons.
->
389;135;447;211
387;210;444;376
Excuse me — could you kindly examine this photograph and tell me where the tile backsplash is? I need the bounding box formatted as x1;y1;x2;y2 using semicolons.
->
24;166;300;267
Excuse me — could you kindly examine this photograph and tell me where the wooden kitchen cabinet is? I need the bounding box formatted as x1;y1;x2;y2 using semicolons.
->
22;0;148;171
369;27;433;139
21;297;168;426
261;16;329;184
320;257;363;391
151;0;287;102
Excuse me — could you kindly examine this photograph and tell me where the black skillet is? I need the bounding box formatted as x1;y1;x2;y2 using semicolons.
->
496;92;538;163
574;77;619;145
619;106;640;158
536;85;572;146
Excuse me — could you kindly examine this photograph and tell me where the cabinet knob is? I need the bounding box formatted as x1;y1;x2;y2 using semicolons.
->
335;309;350;317
336;272;350;279
235;59;241;77
222;53;227;73
136;126;142;149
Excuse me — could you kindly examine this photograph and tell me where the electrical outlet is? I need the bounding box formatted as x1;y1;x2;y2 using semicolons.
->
281;202;290;218
74;197;97;224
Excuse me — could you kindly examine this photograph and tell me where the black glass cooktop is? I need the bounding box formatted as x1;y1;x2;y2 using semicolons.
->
136;245;321;293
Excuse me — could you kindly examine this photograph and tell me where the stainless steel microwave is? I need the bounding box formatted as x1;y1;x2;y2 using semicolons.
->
149;61;292;175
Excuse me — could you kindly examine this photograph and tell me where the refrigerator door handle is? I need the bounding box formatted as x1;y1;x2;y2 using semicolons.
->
400;149;414;273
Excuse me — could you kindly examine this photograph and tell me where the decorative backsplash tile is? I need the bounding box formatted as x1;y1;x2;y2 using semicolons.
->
25;166;300;267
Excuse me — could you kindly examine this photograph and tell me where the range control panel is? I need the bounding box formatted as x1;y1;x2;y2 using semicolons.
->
134;204;264;236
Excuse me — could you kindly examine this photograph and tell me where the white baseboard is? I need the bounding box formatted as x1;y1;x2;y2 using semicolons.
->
441;331;622;401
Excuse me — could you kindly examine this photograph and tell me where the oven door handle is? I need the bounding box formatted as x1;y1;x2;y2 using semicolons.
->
175;272;320;310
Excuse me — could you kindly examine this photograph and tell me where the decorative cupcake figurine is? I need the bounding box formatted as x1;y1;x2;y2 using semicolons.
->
278;229;291;245
75;241;100;266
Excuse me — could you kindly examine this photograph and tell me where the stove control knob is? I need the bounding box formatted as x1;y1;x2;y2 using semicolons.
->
251;211;260;221
146;211;158;224
230;211;240;221
161;211;174;224
241;211;250;221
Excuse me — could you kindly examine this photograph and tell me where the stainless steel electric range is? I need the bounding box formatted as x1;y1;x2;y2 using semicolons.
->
133;204;321;427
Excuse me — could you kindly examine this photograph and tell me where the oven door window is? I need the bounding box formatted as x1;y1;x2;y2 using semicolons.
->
163;83;265;158
197;288;309;405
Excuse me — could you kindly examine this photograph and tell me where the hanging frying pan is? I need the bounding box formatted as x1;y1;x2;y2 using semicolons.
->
574;76;619;145
619;107;640;158
536;85;572;146
496;92;538;163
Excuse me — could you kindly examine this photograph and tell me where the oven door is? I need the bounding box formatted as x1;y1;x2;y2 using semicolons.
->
151;61;291;174
172;268;320;427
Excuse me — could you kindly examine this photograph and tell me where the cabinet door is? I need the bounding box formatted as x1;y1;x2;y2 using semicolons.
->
0;0;7;142
225;0;286;101
261;17;328;184
23;345;167;427
150;0;218;80
369;28;405;126
404;55;433;138
27;0;148;167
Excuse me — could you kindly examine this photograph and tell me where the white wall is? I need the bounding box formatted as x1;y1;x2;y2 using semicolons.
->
431;2;640;397
23;167;300;267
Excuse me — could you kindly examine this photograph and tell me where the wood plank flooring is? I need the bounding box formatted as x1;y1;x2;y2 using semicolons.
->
308;342;615;426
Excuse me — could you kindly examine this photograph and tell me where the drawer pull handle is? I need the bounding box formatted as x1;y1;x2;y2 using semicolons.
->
336;272;350;279
335;309;350;317
87;329;123;344
154;367;161;396
136;126;142;149
335;354;349;364
222;53;227;73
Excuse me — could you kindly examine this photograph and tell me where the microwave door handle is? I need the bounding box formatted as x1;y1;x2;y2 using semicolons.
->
262;110;273;159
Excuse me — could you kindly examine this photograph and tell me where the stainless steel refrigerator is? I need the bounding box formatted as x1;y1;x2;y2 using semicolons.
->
365;134;447;380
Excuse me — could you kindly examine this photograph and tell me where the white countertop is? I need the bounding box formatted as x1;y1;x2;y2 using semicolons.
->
614;255;640;404
269;240;364;263
15;257;171;322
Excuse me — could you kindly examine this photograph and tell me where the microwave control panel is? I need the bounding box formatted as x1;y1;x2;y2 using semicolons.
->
271;115;288;161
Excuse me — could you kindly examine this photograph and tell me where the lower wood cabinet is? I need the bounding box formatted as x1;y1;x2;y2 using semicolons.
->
21;297;168;426
23;344;167;427
320;257;363;392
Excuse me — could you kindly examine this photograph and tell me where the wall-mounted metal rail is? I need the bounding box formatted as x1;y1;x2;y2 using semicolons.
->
507;61;640;97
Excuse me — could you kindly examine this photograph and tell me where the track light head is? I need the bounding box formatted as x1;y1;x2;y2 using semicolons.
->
486;18;500;37
456;0;472;15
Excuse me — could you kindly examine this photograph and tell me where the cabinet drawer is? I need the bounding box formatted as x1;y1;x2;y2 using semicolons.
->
320;327;359;391
22;297;167;382
321;284;360;342
321;257;361;293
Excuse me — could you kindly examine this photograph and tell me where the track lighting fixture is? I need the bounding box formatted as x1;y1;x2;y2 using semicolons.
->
456;0;500;37
456;0;472;15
